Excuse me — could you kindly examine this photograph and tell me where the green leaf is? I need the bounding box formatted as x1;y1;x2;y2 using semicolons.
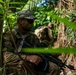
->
0;4;4;14
74;0;76;4
21;47;76;54
0;0;2;2
0;67;3;71
0;0;4;3
9;2;25;4
50;14;76;31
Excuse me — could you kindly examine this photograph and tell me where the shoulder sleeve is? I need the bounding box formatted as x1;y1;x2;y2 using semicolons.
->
30;33;41;47
2;31;15;53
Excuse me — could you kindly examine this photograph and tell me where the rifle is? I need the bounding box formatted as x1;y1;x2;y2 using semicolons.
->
39;54;75;70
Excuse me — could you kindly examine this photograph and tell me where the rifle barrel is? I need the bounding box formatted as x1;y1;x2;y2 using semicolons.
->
41;54;75;70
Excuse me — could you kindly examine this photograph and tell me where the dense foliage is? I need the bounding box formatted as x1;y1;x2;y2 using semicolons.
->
0;0;76;43
0;0;76;74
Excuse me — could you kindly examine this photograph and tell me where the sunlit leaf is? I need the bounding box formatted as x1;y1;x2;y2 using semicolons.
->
9;2;26;4
50;14;76;31
0;0;2;2
74;0;76;3
21;47;76;54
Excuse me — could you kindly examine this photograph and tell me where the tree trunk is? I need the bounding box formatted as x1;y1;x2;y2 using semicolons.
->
0;14;3;75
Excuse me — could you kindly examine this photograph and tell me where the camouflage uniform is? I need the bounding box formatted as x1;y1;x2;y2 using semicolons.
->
35;26;54;47
2;10;60;75
3;29;60;75
3;28;40;75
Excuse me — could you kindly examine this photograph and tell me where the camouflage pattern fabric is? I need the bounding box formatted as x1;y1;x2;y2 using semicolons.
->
35;26;54;47
2;28;60;75
2;28;40;75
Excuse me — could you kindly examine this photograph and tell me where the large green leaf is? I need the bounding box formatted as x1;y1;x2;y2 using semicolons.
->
21;47;76;54
50;14;76;31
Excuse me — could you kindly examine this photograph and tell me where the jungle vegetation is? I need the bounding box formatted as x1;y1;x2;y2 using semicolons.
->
0;0;76;74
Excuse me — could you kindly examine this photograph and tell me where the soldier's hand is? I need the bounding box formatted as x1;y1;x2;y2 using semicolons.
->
26;55;42;65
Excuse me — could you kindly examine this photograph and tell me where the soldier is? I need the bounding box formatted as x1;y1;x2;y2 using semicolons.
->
2;10;60;75
34;25;54;47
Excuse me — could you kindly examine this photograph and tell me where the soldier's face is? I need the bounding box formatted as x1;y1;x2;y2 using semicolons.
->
20;18;34;31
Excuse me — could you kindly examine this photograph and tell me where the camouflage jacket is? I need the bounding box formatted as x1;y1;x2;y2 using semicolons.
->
2;28;40;53
2;28;49;74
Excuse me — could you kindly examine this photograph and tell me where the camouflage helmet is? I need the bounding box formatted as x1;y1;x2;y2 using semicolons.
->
17;10;36;20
